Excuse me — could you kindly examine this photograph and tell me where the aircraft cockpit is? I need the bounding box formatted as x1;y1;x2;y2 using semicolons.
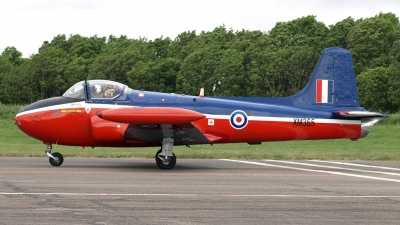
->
63;80;128;101
88;80;124;99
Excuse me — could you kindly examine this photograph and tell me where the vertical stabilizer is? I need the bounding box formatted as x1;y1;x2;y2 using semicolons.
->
288;47;359;107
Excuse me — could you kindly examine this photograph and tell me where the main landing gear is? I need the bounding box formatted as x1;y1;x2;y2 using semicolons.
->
155;137;176;170
45;144;64;166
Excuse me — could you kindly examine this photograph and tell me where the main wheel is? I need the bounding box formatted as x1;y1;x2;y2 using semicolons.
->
155;149;176;170
49;152;64;166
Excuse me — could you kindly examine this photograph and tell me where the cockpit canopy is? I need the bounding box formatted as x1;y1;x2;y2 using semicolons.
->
63;80;126;100
63;81;85;99
88;80;124;99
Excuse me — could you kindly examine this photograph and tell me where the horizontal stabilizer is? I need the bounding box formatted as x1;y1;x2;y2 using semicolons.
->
333;110;387;118
98;107;205;124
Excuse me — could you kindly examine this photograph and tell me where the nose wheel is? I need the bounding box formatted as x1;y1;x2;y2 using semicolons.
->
49;152;64;166
45;145;64;166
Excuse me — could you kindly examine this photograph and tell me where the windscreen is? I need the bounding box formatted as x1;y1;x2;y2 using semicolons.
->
62;81;85;99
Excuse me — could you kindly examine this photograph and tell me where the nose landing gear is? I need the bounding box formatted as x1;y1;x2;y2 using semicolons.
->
45;144;64;166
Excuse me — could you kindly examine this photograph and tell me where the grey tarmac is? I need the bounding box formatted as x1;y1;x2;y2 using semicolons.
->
0;157;400;225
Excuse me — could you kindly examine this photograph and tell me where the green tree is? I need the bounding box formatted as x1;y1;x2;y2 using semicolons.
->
246;45;318;97
67;34;106;60
177;45;222;95
39;34;70;54
174;25;235;62
388;64;400;112
0;65;37;104
267;15;328;51
88;37;152;84
64;57;91;86
29;46;69;98
213;49;246;96
31;34;107;99
229;29;264;52
326;17;356;48
347;13;399;74
0;55;13;74
148;36;172;59
64;35;106;85
177;27;264;96
169;31;197;60
127;57;180;93
0;47;29;104
356;67;399;113
1;46;24;66
241;16;328;97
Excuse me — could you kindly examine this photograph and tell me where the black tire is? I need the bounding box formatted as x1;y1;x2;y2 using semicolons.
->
155;149;176;170
49;152;64;166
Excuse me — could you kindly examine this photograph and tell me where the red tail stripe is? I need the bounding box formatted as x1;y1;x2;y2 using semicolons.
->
316;79;322;103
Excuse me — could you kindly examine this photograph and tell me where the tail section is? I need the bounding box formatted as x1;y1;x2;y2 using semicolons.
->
211;47;386;140
291;47;387;139
213;47;360;108
288;47;359;108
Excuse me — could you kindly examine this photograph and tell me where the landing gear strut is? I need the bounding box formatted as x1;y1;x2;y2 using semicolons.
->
155;137;176;170
45;144;64;166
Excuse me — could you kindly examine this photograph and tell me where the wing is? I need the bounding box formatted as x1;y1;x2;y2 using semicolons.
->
97;107;211;144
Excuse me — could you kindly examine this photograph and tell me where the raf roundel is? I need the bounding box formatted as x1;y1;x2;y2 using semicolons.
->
229;110;248;129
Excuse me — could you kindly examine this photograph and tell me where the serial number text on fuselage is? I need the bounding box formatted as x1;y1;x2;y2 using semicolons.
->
293;118;315;126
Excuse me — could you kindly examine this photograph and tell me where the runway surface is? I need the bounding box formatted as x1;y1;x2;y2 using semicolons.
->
1;157;400;224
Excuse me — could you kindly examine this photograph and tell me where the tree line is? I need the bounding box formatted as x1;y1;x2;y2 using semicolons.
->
0;12;399;113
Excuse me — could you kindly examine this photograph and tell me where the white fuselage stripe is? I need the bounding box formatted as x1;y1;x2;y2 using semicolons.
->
205;114;360;125
16;102;132;116
16;102;361;125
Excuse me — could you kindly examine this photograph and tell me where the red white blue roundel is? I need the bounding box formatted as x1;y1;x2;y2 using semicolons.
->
230;110;248;129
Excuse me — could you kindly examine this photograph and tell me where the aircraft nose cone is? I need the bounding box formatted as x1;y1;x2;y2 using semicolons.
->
15;112;24;126
15;114;26;133
15;112;43;138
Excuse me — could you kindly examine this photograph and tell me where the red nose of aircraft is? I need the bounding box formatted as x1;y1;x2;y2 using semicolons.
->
15;111;45;142
15;96;83;143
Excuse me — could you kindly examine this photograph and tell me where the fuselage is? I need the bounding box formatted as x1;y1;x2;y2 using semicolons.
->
15;80;363;148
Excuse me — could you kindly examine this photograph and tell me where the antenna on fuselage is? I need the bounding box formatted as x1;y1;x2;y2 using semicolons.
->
199;88;204;98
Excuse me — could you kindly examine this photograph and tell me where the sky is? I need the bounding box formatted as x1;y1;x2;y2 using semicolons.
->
1;0;400;58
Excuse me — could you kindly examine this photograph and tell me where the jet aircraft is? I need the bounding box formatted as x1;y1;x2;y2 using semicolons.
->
15;47;387;169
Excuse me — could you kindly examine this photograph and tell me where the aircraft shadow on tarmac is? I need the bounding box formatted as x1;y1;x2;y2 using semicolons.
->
36;158;218;171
